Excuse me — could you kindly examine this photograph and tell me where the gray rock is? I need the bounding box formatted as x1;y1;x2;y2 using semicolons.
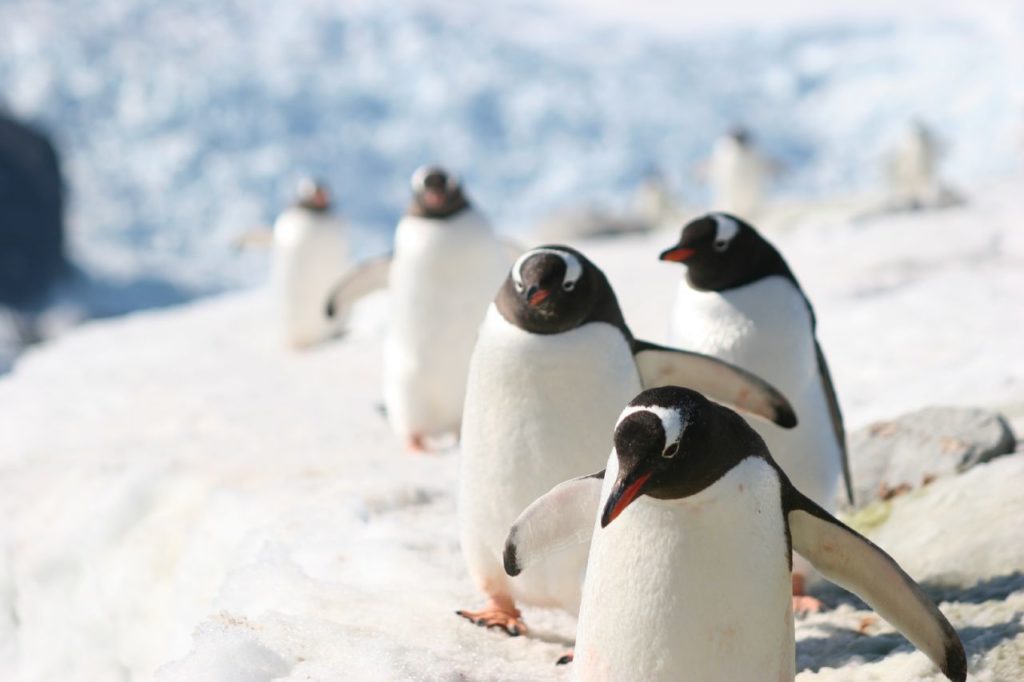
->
845;405;1017;509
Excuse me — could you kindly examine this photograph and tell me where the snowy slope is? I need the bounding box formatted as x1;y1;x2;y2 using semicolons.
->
0;175;1022;681
2;0;1023;294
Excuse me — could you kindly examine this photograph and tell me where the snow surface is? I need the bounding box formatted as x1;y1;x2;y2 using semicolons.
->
0;175;1022;681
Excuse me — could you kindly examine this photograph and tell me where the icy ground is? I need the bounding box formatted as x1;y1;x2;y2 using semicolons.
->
0;178;1023;681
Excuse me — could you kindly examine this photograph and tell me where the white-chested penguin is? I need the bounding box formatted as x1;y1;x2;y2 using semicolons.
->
505;386;967;682
659;212;852;610
456;245;796;638
271;178;350;349
706;126;775;218
325;165;518;452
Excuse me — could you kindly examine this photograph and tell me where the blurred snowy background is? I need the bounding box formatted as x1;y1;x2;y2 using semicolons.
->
2;0;1022;295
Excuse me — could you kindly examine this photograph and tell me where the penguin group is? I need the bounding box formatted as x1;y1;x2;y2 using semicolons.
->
268;162;967;681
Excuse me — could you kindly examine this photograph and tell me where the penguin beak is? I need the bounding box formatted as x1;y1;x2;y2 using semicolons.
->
423;188;446;209
659;246;695;262
526;286;550;306
601;469;654;528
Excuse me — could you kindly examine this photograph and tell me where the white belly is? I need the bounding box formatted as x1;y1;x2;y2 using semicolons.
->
575;456;794;682
668;277;841;512
459;309;643;612
271;210;349;348
384;210;512;437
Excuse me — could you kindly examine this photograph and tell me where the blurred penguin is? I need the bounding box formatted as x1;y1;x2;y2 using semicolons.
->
271;178;350;349
885;119;945;207
706;126;777;218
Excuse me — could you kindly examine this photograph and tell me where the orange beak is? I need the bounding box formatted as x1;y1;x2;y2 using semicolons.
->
528;288;550;306
601;470;653;527
659;246;695;262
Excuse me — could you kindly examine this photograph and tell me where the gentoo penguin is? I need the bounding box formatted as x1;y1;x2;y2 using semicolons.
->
326;165;518;452
271;178;349;348
456;245;796;637
886;119;942;206
706;125;775;218
505;386;967;682
659;212;852;610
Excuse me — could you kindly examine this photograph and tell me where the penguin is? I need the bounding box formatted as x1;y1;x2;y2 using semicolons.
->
456;245;796;637
326;165;518;452
659;211;852;611
706;125;776;218
271;178;350;349
504;386;967;682
886;119;943;207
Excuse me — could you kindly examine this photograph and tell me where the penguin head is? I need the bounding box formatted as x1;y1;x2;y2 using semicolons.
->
659;212;786;292
601;386;768;527
296;178;331;212
409;164;469;218
497;246;625;335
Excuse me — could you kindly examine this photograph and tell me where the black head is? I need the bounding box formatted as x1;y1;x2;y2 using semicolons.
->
658;212;796;292
601;386;769;527
495;245;630;337
726;125;753;146
408;164;470;218
296;178;331;213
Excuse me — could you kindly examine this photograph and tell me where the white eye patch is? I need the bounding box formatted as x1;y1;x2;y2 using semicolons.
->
711;213;739;251
410;166;459;193
512;248;584;291
616;405;688;458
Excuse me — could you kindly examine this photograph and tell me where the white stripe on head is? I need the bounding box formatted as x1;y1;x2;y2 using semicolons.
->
616;405;689;456
511;248;584;289
410;165;430;193
712;213;739;246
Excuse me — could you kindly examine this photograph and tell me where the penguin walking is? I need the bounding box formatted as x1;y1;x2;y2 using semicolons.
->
456;245;796;637
326;166;518;452
706;126;776;218
505;386;967;682
271;178;350;349
659;212;852;611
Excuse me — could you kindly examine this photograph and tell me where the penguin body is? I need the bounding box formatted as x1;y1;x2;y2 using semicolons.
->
707;127;773;217
457;246;796;633
505;387;967;682
271;180;349;348
384;206;512;445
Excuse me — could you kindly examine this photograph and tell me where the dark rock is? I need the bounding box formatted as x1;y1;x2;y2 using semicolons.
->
844;406;1017;509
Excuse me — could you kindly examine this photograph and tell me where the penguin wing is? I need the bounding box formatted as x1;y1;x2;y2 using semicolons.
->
503;471;605;577
815;340;854;506
632;340;797;429
785;486;967;682
324;253;392;319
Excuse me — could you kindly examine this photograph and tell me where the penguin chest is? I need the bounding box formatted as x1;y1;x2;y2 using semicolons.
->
575;456;794;682
461;310;643;536
670;276;815;396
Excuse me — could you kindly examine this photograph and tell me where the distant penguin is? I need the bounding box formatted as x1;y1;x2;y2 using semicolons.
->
456;245;796;637
659;212;852;610
271;178;350;349
326;165;518;452
706;125;774;218
886;119;942;205
505;386;967;682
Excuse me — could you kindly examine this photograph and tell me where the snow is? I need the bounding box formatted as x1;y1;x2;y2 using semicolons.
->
0;174;1022;680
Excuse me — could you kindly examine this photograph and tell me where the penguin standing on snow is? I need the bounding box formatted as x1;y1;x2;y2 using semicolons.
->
271;178;349;349
706;125;776;218
659;212;853;610
456;245;795;638
326;166;518;452
505;386;966;682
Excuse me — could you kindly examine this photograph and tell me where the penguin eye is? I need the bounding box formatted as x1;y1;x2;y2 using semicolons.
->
513;280;524;293
662;442;679;459
562;280;576;292
713;240;729;252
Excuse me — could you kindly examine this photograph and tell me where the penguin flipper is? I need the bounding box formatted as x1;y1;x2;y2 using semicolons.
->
785;486;966;682
632;340;797;429
503;472;605;577
324;253;392;319
815;340;854;506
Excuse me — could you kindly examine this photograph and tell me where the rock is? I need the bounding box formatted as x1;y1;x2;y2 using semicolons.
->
845;406;1017;509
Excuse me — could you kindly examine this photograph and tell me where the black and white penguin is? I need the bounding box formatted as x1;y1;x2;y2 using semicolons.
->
706;125;775;217
659;211;852;610
325;165;518;452
271;178;349;348
456;245;796;637
505;386;967;682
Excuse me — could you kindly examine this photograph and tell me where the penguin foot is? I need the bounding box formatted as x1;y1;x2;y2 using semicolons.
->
556;649;574;665
455;599;526;636
407;434;428;454
791;573;822;614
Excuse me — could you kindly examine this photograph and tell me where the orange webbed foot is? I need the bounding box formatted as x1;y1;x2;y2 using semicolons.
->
455;598;526;637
